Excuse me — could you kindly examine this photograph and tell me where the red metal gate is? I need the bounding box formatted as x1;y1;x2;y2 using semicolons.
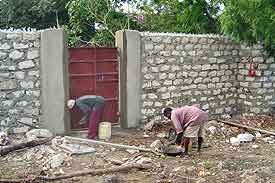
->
69;47;118;130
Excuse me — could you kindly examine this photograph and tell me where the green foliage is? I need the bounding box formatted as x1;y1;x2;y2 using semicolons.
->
142;0;221;34
220;0;275;55
66;0;145;47
0;0;69;29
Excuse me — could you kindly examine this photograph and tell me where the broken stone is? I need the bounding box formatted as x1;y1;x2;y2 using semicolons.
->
196;178;207;183
150;140;164;152
208;126;217;134
157;132;167;138
0;131;10;146
255;132;261;138
237;133;254;143
172;166;185;172
26;129;53;141
136;157;152;164
241;174;257;183
230;137;240;146
98;175;120;183
252;145;259;149
143;120;155;131
48;154;65;169
126;149;140;154
217;161;223;170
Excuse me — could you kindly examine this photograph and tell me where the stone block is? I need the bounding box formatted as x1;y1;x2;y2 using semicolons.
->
151;67;159;73
164;80;173;86
160;65;170;71
0;80;17;90
20;81;34;89
13;42;29;49
168;73;176;79
14;71;25;79
0;43;11;50
159;73;167;79
145;43;153;50
0;51;7;59
9;50;24;60
161;93;170;99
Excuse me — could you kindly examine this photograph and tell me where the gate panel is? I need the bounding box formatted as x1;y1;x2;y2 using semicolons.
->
69;47;118;130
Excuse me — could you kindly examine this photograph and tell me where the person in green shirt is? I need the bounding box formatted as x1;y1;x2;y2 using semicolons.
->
67;95;105;139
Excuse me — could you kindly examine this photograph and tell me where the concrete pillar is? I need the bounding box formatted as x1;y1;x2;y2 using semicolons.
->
116;30;141;128
40;29;70;134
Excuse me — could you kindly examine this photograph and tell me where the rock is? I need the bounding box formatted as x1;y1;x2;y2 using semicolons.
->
26;129;53;141
143;120;155;131
230;137;240;146
126;149;140;154
143;133;150;138
241;174;257;183
237;133;254;143
196;178;207;183
136;157;152;164
0;131;10;146
157;132;167;138
150;140;164;152
252;145;259;149
172;166;185;172
217;161;223;170
98;175;120;183
255;132;261;138
208;126;217;134
18;60;35;69
48;154;65;169
263;137;273;143
0;80;17;90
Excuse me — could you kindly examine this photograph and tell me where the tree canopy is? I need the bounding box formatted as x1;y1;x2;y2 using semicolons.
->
65;0;145;46
220;0;275;55
0;0;69;30
142;0;221;34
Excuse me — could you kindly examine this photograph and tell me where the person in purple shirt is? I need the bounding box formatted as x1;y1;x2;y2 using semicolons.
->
67;95;105;139
162;104;208;157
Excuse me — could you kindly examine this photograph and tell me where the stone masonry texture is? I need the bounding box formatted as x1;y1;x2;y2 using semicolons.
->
0;31;41;133
139;32;275;123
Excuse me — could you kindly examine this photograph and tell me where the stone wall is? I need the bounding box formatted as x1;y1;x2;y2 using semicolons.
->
0;31;41;133
139;32;275;122
237;45;275;115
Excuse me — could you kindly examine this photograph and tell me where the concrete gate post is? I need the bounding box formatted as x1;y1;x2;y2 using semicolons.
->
116;30;141;128
40;29;70;134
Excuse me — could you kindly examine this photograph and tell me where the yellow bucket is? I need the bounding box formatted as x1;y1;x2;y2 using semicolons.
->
98;122;112;140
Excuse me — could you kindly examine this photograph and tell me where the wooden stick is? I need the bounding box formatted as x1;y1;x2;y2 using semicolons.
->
17;121;39;129
217;119;275;136
39;163;151;181
0;137;52;156
64;136;155;154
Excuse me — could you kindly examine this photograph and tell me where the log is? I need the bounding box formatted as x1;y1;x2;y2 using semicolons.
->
64;136;156;154
39;163;151;181
0;137;52;156
217;119;275;136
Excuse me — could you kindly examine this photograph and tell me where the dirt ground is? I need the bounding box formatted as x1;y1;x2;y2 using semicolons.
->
1;117;275;183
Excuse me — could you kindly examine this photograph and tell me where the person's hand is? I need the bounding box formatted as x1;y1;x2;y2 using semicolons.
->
174;132;183;145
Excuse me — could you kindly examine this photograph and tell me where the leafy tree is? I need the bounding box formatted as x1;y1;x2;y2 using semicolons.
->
141;0;221;34
220;0;275;55
66;0;145;47
0;0;69;30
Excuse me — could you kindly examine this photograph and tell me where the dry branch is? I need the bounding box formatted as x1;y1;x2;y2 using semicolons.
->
217;119;275;136
39;163;151;181
64;136;157;154
0;137;52;156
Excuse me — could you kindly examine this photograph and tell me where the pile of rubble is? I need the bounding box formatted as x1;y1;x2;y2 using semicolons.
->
206;119;275;147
